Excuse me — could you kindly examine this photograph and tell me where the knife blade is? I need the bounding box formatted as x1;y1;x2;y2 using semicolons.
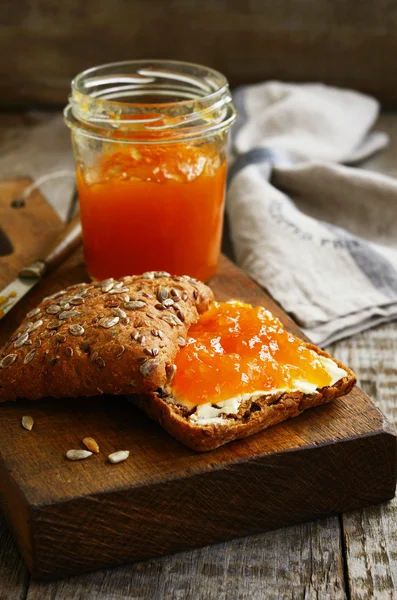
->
0;215;82;320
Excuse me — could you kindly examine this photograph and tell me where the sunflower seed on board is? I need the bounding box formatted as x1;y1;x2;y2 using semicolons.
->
99;316;119;328
46;305;61;314
154;271;170;278
131;331;140;341
177;336;186;347
137;335;146;345
14;333;29;348
24;349;37;364
113;282;124;290
113;307;127;319
124;301;146;310
83;437;100;453
66;449;92;461
182;293;188;301
27;307;41;318
21;415;34;431
47;319;61;330
69;324;84;336
142;272;155;279
59;310;80;320
109;286;129;295
108;450;129;464
140;358;160;377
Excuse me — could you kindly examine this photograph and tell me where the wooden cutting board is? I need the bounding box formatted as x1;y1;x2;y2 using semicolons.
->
0;180;395;580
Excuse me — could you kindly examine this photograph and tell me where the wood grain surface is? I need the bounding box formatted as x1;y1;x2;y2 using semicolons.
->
2;0;397;106
329;328;397;600
0;113;396;597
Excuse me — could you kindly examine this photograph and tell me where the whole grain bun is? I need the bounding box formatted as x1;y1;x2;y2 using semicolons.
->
131;345;356;452
0;272;213;402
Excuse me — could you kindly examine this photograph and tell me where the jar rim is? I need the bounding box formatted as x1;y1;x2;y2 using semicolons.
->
72;59;229;107
64;59;237;143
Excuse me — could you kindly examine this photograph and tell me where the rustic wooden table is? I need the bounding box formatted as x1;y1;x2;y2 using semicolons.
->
0;112;395;599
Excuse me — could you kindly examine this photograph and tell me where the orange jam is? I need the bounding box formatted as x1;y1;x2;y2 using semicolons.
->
172;302;334;407
77;141;226;282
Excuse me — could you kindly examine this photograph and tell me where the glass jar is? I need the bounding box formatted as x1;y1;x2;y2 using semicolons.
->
64;60;236;281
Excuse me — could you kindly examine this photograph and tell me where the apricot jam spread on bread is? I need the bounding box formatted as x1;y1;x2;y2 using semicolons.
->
171;301;347;408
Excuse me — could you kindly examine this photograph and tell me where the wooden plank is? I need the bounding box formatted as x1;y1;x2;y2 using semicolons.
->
0;250;394;579
27;517;346;600
329;324;397;600
0;514;29;600
2;0;397;106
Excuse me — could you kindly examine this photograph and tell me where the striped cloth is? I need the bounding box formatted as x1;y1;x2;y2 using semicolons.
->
227;82;397;345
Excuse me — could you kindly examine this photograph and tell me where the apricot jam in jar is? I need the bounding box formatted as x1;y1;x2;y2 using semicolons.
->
64;60;236;281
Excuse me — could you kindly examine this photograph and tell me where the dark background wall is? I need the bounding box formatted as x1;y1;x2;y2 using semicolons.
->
1;0;397;108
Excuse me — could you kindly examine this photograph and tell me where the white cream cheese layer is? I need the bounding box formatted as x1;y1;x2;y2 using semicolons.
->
188;356;347;426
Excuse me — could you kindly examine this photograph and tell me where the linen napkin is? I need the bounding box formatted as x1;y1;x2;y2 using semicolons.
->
227;81;397;346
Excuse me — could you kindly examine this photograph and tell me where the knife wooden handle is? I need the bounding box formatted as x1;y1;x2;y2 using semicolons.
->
19;215;82;279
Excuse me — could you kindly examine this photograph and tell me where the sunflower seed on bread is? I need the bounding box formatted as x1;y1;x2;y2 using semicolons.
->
0;273;213;402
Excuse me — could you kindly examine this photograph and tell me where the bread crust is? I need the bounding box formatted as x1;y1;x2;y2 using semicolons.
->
131;345;356;452
0;273;213;402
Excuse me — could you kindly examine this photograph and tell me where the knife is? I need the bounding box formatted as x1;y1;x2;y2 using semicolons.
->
0;214;82;320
